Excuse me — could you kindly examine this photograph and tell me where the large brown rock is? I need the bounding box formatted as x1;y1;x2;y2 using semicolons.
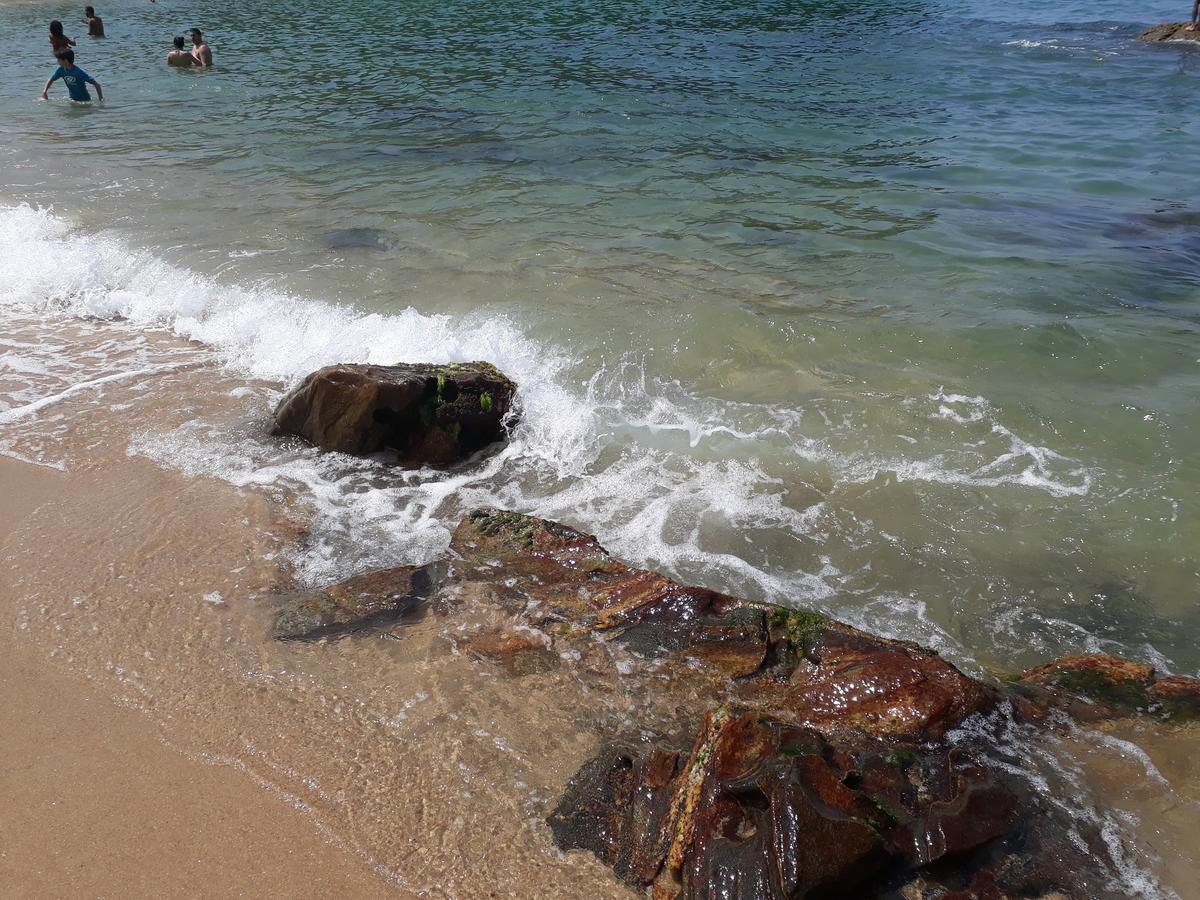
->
272;362;517;467
450;511;1018;896
749;620;996;742
549;707;1024;900
1139;22;1200;42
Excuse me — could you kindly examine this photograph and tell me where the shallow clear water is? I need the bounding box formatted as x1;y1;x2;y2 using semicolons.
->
1;0;1198;675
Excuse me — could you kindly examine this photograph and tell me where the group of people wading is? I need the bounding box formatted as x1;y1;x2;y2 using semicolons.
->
40;7;213;104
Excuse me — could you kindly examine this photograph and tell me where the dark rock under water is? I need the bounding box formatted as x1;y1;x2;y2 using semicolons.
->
323;227;394;252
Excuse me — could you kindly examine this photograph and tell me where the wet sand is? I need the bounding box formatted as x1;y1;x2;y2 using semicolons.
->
0;458;401;899
0;318;635;899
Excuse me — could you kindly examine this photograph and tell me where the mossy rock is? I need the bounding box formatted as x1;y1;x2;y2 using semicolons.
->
272;361;518;468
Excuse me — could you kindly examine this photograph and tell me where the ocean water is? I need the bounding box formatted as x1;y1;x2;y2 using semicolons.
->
1;0;1198;685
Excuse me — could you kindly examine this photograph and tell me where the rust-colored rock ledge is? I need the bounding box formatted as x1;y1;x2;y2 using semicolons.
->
272;508;1200;899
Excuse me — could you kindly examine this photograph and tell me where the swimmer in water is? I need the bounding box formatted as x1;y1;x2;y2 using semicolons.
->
167;35;194;66
49;20;76;56
83;6;104;37
189;28;212;66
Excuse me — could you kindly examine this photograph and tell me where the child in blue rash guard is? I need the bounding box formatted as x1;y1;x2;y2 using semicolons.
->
41;49;103;103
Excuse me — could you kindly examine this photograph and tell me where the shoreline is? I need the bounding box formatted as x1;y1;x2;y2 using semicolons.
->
0;457;402;899
2;0;1199;891
0;322;637;899
0;315;1196;896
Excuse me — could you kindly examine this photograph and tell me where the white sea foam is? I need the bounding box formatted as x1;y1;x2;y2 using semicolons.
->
0;364;188;425
1;203;1098;628
0;204;593;474
833;593;979;671
1002;37;1116;59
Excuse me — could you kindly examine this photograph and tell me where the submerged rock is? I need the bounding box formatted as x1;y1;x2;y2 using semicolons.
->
272;564;436;640
324;227;393;252
458;628;560;676
450;509;772;677
1018;652;1200;722
272;362;517;467
1138;22;1200;42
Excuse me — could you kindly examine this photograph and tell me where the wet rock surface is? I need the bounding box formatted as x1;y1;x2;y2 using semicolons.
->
273;509;1200;898
1138;22;1200;42
548;708;1034;900
1018;652;1200;722
272;362;517;467
272;564;436;640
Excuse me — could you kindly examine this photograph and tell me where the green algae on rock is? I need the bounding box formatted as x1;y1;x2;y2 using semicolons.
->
272;361;517;468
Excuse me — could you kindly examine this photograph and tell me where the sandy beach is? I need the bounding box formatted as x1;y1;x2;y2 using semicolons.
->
1;324;1197;898
0;458;403;899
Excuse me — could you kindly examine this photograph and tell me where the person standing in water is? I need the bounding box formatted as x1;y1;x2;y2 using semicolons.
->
1187;0;1199;30
49;20;76;56
167;35;194;66
82;7;104;37
41;49;103;103
189;28;212;66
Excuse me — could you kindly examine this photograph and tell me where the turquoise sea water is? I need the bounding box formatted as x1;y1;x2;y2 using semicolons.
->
1;0;1198;676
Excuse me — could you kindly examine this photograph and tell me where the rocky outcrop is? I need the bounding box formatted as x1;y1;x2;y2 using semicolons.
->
548;706;1035;900
1138;22;1200;42
1018;652;1200;722
449;511;996;737
271;508;1200;898
272;362;517;467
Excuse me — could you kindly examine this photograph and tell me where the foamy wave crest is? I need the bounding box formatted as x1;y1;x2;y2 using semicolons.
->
0;207;838;598
0;204;595;474
4;204;1099;656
